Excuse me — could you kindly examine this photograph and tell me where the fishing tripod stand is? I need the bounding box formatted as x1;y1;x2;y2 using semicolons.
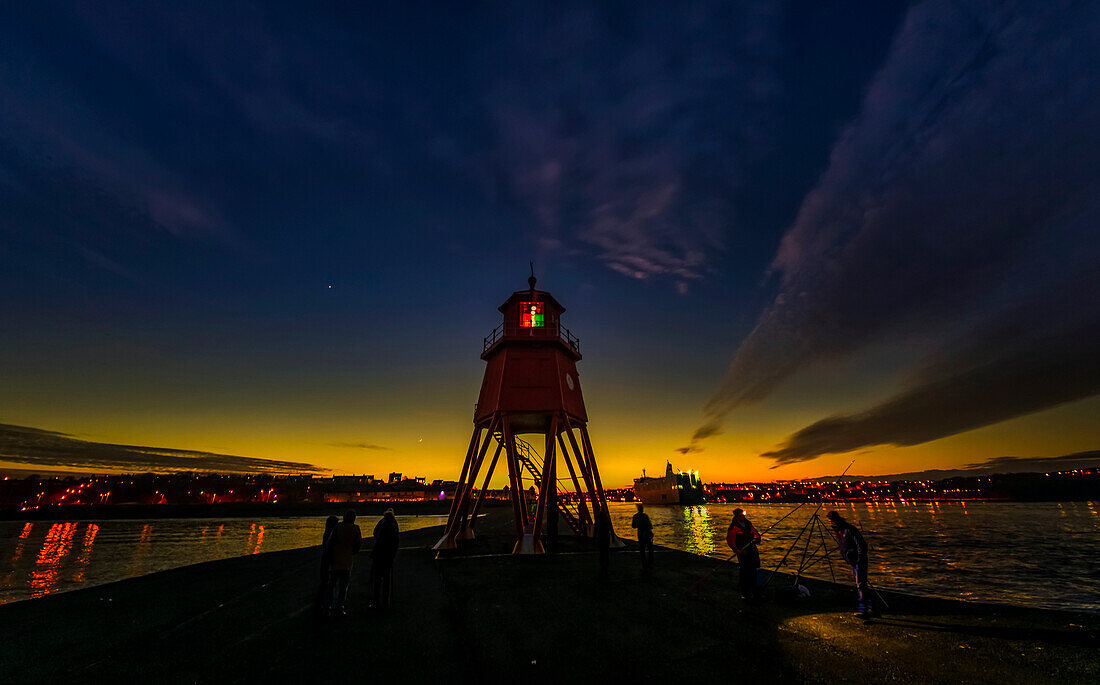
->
763;505;840;589
762;504;891;613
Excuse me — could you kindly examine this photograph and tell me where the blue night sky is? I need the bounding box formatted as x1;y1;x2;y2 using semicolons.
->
2;1;1099;484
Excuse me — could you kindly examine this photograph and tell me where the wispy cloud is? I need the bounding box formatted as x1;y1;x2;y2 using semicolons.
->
4;3;785;293
965;451;1100;474
480;3;782;288
0;423;323;474
0;59;238;257
329;442;390;451
799;450;1100;482
763;322;1100;466
688;1;1100;457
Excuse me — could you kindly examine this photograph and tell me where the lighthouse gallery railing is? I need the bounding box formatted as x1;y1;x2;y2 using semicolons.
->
482;321;580;355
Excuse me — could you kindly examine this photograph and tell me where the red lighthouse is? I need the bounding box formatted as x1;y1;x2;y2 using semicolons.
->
434;270;616;554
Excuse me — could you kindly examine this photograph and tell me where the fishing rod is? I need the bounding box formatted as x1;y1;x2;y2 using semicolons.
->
687;500;815;591
762;460;857;591
690;460;856;592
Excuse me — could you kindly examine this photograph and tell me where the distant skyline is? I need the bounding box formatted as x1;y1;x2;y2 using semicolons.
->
3;1;1099;485
3;422;1097;488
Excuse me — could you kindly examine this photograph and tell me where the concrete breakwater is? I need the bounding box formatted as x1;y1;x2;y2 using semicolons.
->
2;512;1097;684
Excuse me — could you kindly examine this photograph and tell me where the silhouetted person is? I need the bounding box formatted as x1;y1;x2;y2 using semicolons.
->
827;511;874;619
328;509;362;615
595;504;612;580
315;515;339;615
727;508;761;601
631;503;654;570
371;508;399;609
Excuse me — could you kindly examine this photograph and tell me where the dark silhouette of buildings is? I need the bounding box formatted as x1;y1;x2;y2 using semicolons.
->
1;467;1097;514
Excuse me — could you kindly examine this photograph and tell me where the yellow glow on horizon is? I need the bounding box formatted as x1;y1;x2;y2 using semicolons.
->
3;388;1098;486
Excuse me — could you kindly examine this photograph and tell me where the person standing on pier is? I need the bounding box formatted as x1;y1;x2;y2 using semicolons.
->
595;504;612;580
328;510;362;616
631;503;654;571
371;508;399;610
315;515;339;615
826;511;874;619
727;508;761;601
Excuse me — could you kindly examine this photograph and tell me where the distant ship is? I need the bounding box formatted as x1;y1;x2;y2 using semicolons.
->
633;462;706;505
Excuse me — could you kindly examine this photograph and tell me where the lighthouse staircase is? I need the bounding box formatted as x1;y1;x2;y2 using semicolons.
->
491;430;588;536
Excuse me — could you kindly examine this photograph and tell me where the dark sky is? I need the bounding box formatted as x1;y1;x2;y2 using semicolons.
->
2;1;1098;482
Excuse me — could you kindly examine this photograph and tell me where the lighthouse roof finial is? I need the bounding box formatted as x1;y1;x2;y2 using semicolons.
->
528;261;537;290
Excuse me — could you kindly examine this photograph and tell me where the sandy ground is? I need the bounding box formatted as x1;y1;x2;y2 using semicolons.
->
2;512;1097;684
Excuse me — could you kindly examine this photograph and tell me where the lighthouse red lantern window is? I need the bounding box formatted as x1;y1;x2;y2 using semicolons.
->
519;301;544;328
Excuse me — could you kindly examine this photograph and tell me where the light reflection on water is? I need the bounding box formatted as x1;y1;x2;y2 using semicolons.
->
0;515;448;605
73;524;98;583
608;501;1100;612
4;504;1098;611
29;522;78;598
679;506;713;556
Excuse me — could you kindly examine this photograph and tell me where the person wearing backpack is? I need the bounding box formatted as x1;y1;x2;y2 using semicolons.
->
315;515;339;616
727;508;761;601
827;510;875;619
328;509;362;616
370;508;400;610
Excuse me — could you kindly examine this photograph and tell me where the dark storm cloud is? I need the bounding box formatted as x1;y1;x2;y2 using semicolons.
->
479;3;782;289
0;423;323;474
689;1;1100;456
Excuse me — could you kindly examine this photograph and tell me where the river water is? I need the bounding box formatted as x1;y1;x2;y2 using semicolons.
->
606;501;1100;612
2;502;1098;611
0;515;449;605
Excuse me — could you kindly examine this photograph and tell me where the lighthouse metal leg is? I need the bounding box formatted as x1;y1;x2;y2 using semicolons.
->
501;416;526;543
579;423;625;548
579;424;607;510
558;433;591;532
564;421;599;536
525;416;558;555
468;440;503;530
544;420;559;548
455;416;500;541
434;425;483;550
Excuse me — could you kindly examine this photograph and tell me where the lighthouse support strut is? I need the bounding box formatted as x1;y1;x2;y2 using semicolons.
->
434;415;499;550
454;415;500;541
518;415;559;554
558;432;591;529
563;421;599;534
467;439;504;531
501;415;526;540
434;426;483;549
571;417;624;547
